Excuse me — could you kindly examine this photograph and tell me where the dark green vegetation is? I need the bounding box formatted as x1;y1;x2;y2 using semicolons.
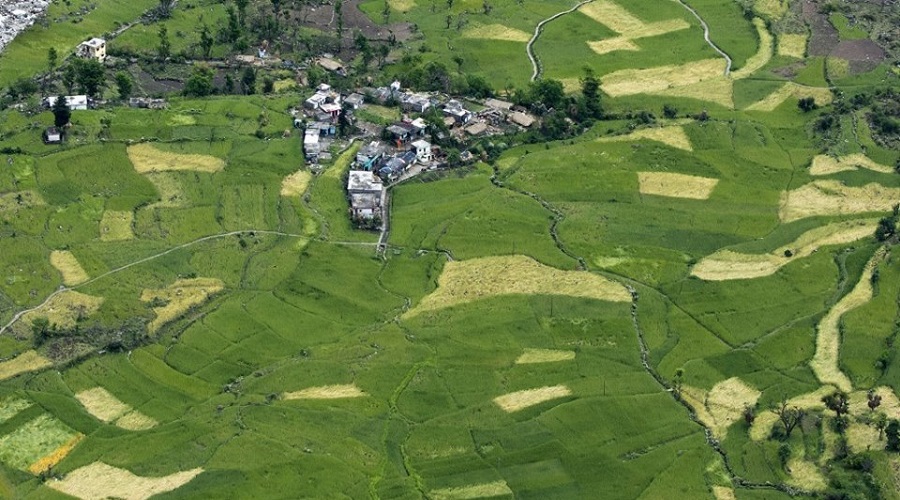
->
1;0;900;497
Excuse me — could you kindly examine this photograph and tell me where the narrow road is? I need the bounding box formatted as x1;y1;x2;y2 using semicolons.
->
673;0;733;75
527;0;596;81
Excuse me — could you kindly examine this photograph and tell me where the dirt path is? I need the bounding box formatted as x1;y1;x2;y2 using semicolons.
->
673;0;733;75
527;0;596;81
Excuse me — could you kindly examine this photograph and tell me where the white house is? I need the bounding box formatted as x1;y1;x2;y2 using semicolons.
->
347;170;384;220
411;140;432;163
45;95;89;111
43;127;62;144
76;38;106;62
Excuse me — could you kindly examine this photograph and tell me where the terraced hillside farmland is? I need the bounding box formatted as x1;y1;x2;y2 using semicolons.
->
0;0;899;497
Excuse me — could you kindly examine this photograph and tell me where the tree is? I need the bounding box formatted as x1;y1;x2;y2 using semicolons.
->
447;0;454;9
158;25;171;60
224;73;235;94
743;404;757;426
580;68;602;119
875;413;888;440
335;0;344;48
224;6;241;42
445;14;452;29
452;55;463;73
183;65;215;97
663;104;678;119
774;400;804;439
262;77;274;94
798;96;817;112
887;420;900;452
529;78;565;112
235;0;250;26
868;390;883;411
241;67;257;95
823;392;851;432
62;64;77;94
31;317;52;347
377;44;390;67
876;214;897;241
115;71;133;100
73;58;106;97
47;47;58;71
382;0;391;24
199;24;214;59
157;0;176;18
51;96;71;128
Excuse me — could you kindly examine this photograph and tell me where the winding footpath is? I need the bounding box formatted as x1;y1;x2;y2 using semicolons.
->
672;0;733;75
527;0;596;81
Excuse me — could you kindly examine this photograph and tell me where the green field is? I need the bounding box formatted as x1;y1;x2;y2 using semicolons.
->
0;0;899;497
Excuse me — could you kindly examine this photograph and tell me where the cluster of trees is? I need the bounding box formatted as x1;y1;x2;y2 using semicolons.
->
511;70;603;140
31;316;146;354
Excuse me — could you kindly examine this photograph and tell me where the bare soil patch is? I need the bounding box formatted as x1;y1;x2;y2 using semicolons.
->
50;250;89;286
832;40;886;74
405;255;630;317
47;462;203;500
638;172;718;200
494;385;572;413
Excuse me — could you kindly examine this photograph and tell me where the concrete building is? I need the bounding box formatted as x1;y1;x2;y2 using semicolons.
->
76;38;106;62
45;95;89;111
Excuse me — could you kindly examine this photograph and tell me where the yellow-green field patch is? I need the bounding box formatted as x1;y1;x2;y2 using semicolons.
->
75;387;157;430
430;480;513;500
846;422;880;454
779;180;900;222
746;83;833;112
0;190;44;212
463;24;530;43
692;219;876;280
49;250;89;286
811;249;885;392
167;114;197;126
778;33;807;58
406;255;630;317
731;19;773;80
682;378;760;438
0;398;32;423
638;172;718;199
146;172;186;208
755;0;787;19
493;385;572;413
0;351;52;381
99;210;134;242
515;348;575;364
650;76;734;109
388;0;415;12
601;59;726;96
588;37;639;55
29;434;84;475
281;169;312;197
283;384;366;400
0;414;80;472
599;125;693;151
810;153;894;176
127;143;225;174
273;79;297;92
787;456;827;491
578;0;645;33
142;278;225;333
114;411;158;431
47;462;204;500
712;485;737;500
20;291;105;333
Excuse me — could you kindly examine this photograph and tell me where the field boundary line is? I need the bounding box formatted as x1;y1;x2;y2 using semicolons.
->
673;0;732;75
527;0;596;81
0;229;307;336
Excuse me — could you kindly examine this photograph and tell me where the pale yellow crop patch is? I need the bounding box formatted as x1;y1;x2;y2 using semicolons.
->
281;169;312;197
638;172;718;200
283;384;366;400
778;34;807;58
463;24;531;43
99;210;134;242
810;153;893;176
141;278;224;333
50;250;89;286
47;462;203;500
779;180;900;222
601;59;726;97
127;143;225;174
493;385;572;413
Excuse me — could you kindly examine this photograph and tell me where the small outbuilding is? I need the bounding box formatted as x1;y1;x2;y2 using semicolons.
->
43;127;62;144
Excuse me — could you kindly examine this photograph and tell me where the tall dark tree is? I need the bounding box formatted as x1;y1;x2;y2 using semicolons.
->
235;0;250;26
224;6;241;42
199;24;214;59
382;0;390;23
115;71;133;100
158;25;171;60
184;65;215;97
51;96;71;128
224;73;235;94
73;59;106;97
47;47;58;71
241;67;257;95
887;420;900;452
62;64;77;94
580;68;602;119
